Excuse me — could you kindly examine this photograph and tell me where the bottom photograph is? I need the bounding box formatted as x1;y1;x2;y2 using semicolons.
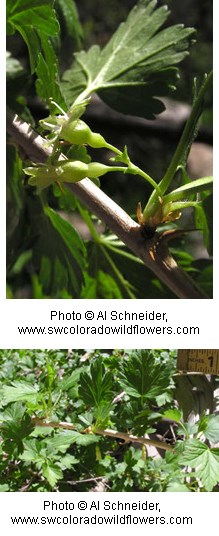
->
0;349;218;492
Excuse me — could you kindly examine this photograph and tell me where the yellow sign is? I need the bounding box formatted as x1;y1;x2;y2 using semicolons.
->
177;350;219;375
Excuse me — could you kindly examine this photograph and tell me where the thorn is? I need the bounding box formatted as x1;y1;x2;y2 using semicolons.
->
136;201;144;224
147;228;199;262
159;228;199;243
148;247;156;262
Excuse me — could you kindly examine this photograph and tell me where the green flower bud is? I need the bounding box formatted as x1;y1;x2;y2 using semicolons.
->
24;161;89;189
87;162;111;178
60;119;107;148
56;160;89;182
24;165;60;189
24;160;115;191
58;161;114;181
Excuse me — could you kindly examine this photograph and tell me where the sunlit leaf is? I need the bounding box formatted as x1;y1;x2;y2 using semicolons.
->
166;482;190;492
46;430;99;451
58;453;78;470
42;462;63;487
179;439;219;491
198;414;219;443
118;350;172;400
62;0;195;119
162;408;183;423
60;368;84;391
1;381;39;405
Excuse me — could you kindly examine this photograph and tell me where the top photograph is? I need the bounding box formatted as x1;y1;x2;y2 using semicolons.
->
6;0;213;299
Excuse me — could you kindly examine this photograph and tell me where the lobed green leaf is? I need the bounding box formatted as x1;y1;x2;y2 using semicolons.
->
6;0;59;36
62;0;195;119
42;462;63;487
198;414;219;443
179;439;219;491
29;203;86;296
79;356;114;407
1;381;39;405
55;0;83;48
35;36;66;111
7;0;60;73
118;350;173;400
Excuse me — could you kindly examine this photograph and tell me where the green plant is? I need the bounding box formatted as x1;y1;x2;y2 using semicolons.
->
0;349;218;492
6;0;213;298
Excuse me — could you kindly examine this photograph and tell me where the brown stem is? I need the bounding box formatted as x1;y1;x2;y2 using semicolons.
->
94;427;173;452
31;418;173;452
6;107;206;298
